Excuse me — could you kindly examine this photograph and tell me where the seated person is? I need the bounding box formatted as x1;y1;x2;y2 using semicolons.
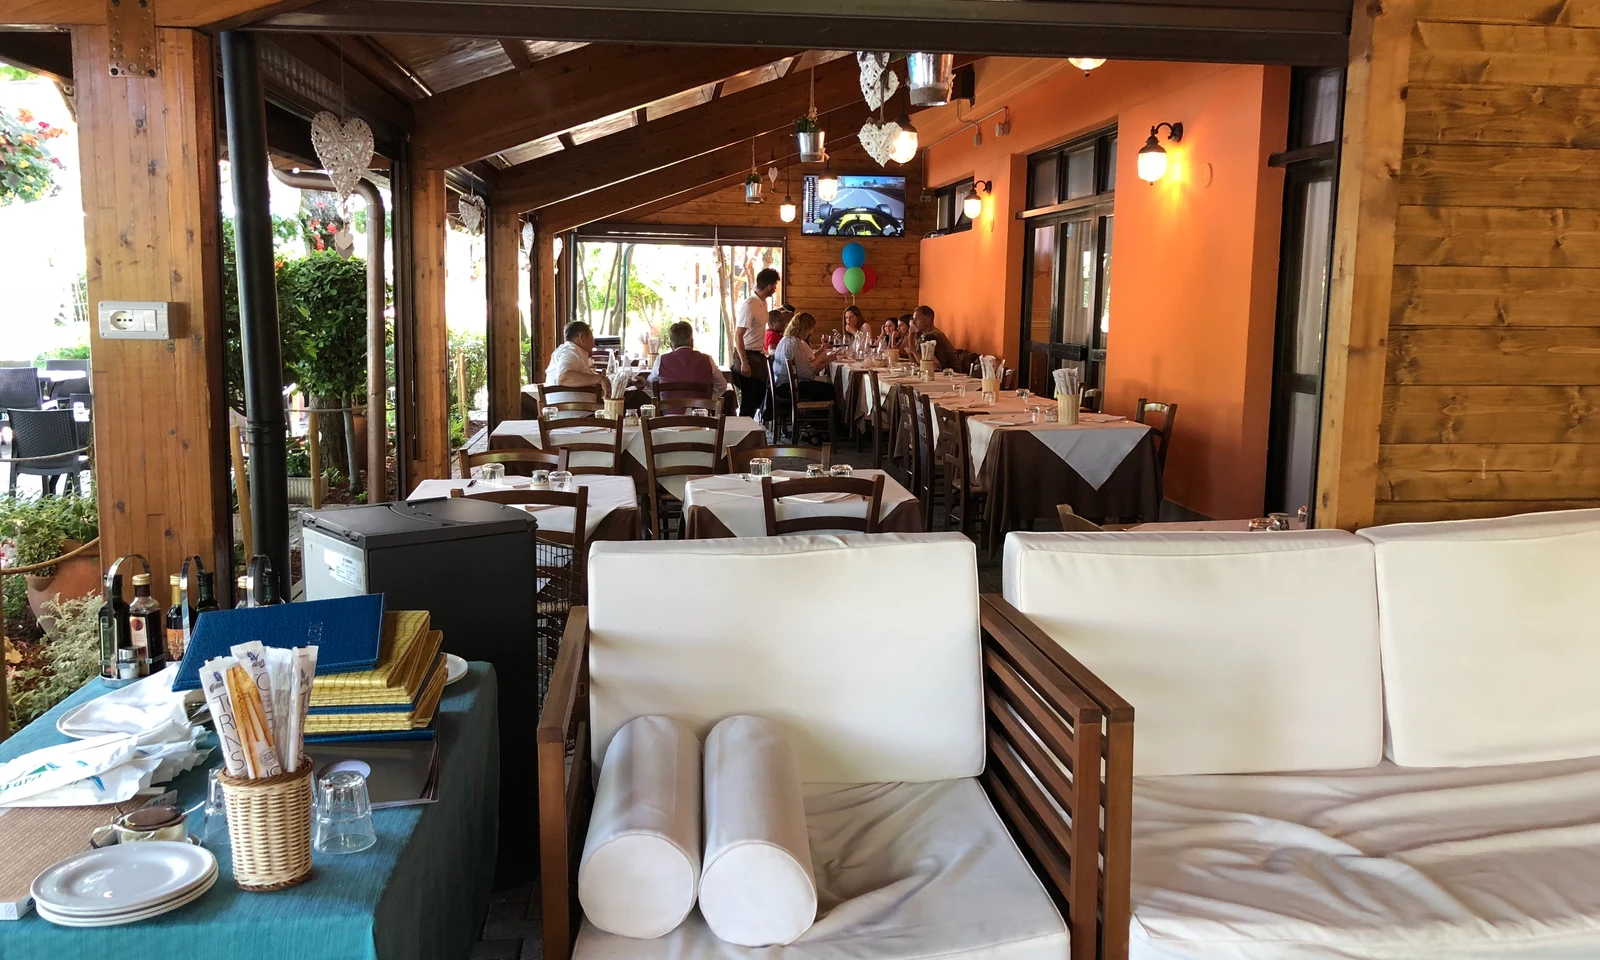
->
772;312;839;403
765;309;790;354
911;304;957;370
843;305;868;339
880;317;900;354
649;320;729;407
545;320;607;392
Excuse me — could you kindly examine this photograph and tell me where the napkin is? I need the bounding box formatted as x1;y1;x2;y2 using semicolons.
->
0;722;208;808
55;665;199;738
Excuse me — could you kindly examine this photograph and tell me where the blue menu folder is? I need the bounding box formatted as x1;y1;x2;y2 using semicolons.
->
171;594;386;692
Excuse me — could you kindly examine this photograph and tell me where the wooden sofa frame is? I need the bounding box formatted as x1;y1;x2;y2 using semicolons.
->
535;597;1134;960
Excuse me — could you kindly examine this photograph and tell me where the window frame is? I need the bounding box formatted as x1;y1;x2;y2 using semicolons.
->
929;176;976;237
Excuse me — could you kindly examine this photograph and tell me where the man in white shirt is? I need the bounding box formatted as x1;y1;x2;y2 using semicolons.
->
545;321;606;391
732;268;779;418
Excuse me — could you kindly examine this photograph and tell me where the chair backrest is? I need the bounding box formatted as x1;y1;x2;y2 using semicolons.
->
1359;508;1600;768
536;416;623;475
727;445;830;473
0;367;42;411
760;473;885;536
652;380;717;416
1080;387;1103;413
640;414;724;486
8;407;81;474
450;484;587;550
1004;530;1383;776
930;401;967;484
44;359;90;373
69;393;93;414
586;533;983;782
1054;504;1103;532
537;383;604;420
51;376;90;399
1135;397;1178;477
457;446;569;478
913;393;937;504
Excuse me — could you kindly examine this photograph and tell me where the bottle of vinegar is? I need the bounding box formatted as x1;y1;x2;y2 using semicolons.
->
128;573;166;676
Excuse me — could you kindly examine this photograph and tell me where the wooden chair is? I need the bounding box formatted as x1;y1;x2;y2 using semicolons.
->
456;446;568;479
537;415;624;475
783;360;836;447
536;383;604;419
891;384;921;490
760;473;886;536
762;354;782;439
1135;397;1179;497
449;485;589;553
1055;504;1105;532
651;380;717;416
862;370;893;469
913;394;941;531
727;445;831;473
640;413;725;539
1080;387;1103;413
932;402;987;541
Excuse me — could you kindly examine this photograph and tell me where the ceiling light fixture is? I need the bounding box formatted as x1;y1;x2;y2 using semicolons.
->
890;113;919;164
779;167;797;223
963;180;992;220
1137;121;1183;184
816;155;840;202
1067;57;1107;75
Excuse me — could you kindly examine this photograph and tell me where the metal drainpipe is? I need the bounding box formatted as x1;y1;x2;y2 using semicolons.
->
270;167;388;502
220;32;290;600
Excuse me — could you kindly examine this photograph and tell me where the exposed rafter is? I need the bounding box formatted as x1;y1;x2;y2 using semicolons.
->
499;38;534;70
411;43;788;169
5;0;316;28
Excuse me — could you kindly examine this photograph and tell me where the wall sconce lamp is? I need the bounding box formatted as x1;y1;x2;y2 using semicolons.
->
1137;122;1183;184
963;180;992;220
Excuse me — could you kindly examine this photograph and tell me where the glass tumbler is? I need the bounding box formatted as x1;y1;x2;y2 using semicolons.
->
540;405;558;421
529;469;551;490
954;383;967;398
314;770;377;855
805;463;826;478
828;464;854;478
1017;388;1031;402
480;463;505;487
202;766;229;847
748;458;773;478
550;470;575;492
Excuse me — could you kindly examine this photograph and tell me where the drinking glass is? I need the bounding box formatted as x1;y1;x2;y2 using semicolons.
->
639;404;657;420
480;463;505;487
540;405;558;421
530;470;551;489
1248;517;1274;532
1044;406;1059;423
805;463;826;478
314;770;377;855
828;464;854;477
983;391;997;405
954;382;966;398
748;457;773;478
1017;388;1031;402
691;406;710;417
202;766;229;847
1030;406;1042;424
549;470;575;493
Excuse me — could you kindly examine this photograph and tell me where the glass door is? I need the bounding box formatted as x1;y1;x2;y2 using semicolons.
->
1021;214;1109;397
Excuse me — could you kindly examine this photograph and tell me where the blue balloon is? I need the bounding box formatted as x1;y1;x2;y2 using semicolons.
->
841;242;867;269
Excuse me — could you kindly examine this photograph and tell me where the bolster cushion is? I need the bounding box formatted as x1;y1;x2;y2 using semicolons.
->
577;715;701;939
699;715;818;946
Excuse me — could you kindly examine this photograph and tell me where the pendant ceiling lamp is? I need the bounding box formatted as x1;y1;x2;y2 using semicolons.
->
889;113;919;164
816;154;840;202
1067;57;1107;74
779;167;797;223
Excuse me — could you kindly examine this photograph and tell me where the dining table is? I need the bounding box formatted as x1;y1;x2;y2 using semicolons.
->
407;474;641;543
682;468;924;539
0;665;500;960
490;415;767;493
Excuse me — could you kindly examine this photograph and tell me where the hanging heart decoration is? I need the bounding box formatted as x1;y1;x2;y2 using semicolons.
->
458;194;485;235
309;110;374;206
858;118;902;167
768;163;780;187
856;52;899;111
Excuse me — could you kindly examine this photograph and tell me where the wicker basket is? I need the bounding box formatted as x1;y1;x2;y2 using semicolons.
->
602;397;625;419
218;760;314;891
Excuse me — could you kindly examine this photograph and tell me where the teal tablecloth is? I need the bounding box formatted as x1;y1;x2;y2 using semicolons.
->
0;663;500;960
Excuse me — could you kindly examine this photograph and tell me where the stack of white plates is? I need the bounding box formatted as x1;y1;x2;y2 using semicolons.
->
31;841;217;927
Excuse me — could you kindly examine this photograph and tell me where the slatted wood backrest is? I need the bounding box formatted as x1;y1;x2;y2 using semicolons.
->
457;446;569;478
759;473;885;535
1135;398;1179;479
449;485;587;551
727;445;831;473
537;383;604;419
979;595;1134;960
537;415;624;475
652;380;717;415
640;414;726;537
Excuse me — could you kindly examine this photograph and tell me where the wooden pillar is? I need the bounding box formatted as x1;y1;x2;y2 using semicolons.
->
1314;0;1414;530
408;164;450;481
73;26;231;590
532;225;557;382
486;203;523;427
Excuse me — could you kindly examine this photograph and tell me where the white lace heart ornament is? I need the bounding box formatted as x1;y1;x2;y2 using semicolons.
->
309;111;374;206
858;119;903;167
458;194;485;235
856;52;899;111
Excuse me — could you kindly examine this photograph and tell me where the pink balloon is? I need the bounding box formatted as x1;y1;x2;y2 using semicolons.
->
860;264;878;294
831;266;849;296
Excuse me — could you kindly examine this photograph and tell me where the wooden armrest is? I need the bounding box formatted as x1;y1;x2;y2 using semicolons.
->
978;595;1134;960
538;607;593;960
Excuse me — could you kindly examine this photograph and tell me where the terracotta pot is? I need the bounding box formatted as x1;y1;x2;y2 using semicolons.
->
25;540;102;625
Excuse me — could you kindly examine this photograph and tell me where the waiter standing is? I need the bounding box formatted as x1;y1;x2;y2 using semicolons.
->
733;268;780;418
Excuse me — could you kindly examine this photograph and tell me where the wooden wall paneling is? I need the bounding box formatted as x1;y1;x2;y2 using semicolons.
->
409;165;450;481
1392;266;1600;327
1411;0;1600;26
1381;385;1600;444
1403;84;1600;148
486;203;523;426
1388;327;1600;385
72;25;231;592
1374;498;1600;523
1399;143;1600;208
1313;0;1415;530
1395;206;1600;268
1379;442;1600;502
1411;19;1600;86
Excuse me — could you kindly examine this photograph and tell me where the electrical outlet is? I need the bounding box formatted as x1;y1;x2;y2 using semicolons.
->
98;301;173;339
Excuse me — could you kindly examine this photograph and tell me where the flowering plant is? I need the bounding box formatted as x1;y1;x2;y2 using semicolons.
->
0;107;66;206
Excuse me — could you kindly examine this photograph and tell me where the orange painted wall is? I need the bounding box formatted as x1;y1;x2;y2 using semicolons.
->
920;61;1289;519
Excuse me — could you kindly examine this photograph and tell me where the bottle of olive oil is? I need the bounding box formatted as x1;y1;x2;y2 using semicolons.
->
97;574;132;683
166;574;196;662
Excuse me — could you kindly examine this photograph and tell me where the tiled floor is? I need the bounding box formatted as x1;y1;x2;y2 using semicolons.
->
474;883;544;960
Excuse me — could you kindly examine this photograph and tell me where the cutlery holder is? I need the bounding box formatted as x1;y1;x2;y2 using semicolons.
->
602;397;625;419
1058;394;1081;426
980;377;1000;396
219;760;314;891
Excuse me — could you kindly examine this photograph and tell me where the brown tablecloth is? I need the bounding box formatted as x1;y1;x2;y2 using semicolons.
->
980;428;1160;550
684;499;925;539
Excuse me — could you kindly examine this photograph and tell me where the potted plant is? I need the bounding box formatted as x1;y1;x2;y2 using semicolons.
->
745;169;764;204
0;492;100;624
280;251;369;495
283;434;327;505
795;112;825;163
7;594;101;728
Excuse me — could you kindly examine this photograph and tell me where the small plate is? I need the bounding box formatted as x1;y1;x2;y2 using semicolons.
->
33;841;216;916
36;870;215;927
444;653;469;686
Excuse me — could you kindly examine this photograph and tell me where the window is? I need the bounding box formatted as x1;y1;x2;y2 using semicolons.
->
931;177;976;235
1026;129;1117;210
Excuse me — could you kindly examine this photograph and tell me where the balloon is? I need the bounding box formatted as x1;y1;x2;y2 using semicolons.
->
831;266;849;296
860;265;878;294
841;242;867;269
844;266;866;295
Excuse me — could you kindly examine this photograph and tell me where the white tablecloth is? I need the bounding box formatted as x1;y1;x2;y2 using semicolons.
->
828;361;981;420
492;416;763;468
936;394;1150;489
408;474;637;541
683;469;915;538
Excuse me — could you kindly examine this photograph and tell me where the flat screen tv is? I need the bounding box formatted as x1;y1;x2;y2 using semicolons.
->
800;174;906;237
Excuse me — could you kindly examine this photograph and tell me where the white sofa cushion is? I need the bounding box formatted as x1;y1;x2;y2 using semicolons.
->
1128;755;1600;959
577;715;701;939
586;534;983;783
1003;531;1383;776
572;778;1069;960
700;716;817;946
1359;508;1600;767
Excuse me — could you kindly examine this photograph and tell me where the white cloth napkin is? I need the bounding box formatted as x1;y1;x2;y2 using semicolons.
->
55;665;198;739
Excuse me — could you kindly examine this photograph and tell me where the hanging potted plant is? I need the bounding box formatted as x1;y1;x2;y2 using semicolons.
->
795;113;825;164
744;168;764;204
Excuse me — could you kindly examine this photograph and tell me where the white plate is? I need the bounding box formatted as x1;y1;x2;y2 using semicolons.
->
36;870;215;927
444;653;469;685
33;841;217;916
35;859;216;919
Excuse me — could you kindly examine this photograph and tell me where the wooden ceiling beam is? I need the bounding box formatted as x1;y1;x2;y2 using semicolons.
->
411;43;787;169
264;33;413;134
334;35;432;101
5;0;315;28
499;38;533;70
496;53;861;212
541;99;875;233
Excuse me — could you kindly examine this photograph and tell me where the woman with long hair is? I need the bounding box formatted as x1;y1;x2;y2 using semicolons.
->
773;312;838;407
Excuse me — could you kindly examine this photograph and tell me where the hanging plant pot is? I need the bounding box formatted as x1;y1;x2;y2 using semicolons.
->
796;128;826;164
745;178;764;204
907;53;955;106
